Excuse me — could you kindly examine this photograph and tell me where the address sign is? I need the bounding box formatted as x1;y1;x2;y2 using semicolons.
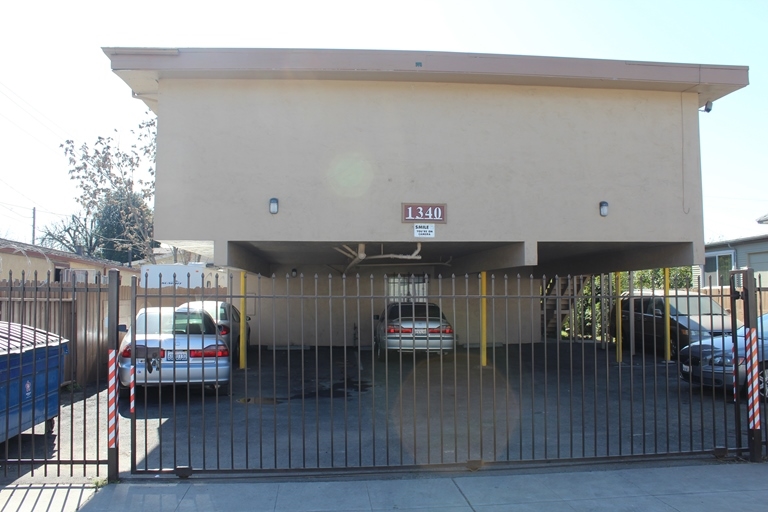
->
402;203;447;223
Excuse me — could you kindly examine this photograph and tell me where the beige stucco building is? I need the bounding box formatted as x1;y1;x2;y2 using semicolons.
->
105;48;747;277
103;48;748;345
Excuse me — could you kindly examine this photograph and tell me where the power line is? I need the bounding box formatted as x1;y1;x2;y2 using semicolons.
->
0;199;71;218
0;177;47;207
0;205;29;220
0;81;70;140
0;110;61;156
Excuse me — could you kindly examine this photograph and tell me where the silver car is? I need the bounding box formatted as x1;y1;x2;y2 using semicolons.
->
679;313;768;395
180;301;250;363
373;302;455;362
118;306;231;395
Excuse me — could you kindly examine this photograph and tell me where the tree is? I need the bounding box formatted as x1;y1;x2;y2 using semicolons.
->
95;191;154;263
172;247;201;264
45;117;158;263
564;267;694;339
39;213;100;256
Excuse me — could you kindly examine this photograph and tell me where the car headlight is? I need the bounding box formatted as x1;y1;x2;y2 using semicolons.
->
711;354;746;367
711;354;733;366
681;328;707;342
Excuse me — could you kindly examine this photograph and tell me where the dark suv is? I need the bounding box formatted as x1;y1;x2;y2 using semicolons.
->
609;292;736;359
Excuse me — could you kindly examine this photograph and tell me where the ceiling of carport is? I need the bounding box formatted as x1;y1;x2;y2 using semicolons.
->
238;241;497;267
232;240;684;275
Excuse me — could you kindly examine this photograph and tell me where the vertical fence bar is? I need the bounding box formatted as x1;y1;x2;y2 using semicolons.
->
313;274;319;468
341;274;347;468
286;272;293;469
740;269;762;461
355;275;362;468
327;273;335;468
107;269;120;481
107;349;118;480
300;273;307;469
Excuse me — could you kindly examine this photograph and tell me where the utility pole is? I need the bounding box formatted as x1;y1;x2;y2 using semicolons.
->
31;207;36;245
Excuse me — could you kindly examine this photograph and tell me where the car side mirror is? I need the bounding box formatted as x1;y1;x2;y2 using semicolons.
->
246;316;251;321
118;324;128;333
654;309;663;317
373;314;380;321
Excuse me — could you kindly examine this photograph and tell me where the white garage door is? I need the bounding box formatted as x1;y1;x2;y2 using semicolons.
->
747;251;768;287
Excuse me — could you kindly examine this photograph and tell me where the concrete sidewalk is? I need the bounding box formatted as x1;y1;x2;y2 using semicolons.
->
2;459;768;511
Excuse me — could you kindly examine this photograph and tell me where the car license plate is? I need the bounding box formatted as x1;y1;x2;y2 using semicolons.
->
166;351;188;362
414;328;427;335
682;364;690;372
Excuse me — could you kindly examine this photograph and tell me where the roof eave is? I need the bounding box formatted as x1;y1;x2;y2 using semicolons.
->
103;48;749;113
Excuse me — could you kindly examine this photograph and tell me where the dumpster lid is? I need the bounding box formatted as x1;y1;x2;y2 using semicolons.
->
0;321;69;355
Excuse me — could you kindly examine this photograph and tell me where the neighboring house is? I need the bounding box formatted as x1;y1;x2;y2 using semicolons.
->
697;234;768;287
0;238;140;286
131;243;212;266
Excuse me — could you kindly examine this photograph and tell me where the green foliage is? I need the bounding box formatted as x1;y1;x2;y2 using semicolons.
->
563;268;694;339
92;477;109;489
96;191;154;263
563;275;610;340
616;267;693;292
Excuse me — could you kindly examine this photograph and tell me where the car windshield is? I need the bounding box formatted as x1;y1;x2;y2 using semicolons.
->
195;302;223;321
135;310;217;335
669;296;725;316
199;302;231;322
388;304;444;321
735;314;768;339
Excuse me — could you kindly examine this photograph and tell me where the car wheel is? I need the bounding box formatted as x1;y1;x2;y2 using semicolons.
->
375;341;387;362
620;325;631;351
670;342;678;361
758;363;768;399
216;382;230;397
232;337;240;366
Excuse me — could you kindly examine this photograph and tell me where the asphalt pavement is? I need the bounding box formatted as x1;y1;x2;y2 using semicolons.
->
2;457;768;511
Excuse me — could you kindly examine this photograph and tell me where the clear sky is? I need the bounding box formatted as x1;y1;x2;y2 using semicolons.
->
1;0;765;246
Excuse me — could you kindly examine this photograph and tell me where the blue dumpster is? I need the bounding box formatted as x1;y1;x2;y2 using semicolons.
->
0;321;69;442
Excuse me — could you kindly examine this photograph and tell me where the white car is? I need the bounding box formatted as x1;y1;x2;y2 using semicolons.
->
179;300;250;363
118;305;231;395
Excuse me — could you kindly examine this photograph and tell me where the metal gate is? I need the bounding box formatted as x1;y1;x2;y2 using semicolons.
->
126;272;768;476
0;272;114;478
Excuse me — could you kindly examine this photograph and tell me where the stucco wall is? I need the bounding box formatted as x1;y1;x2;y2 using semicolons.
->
0;252;53;281
155;79;703;255
236;266;540;347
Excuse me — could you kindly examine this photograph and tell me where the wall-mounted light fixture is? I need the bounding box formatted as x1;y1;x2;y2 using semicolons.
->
269;198;279;214
599;201;609;217
291;268;298;278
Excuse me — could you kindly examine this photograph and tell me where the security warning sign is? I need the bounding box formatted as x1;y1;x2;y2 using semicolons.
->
414;223;435;238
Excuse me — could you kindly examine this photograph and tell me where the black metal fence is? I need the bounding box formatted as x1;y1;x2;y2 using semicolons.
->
0;272;112;478
1;270;764;478
127;272;766;475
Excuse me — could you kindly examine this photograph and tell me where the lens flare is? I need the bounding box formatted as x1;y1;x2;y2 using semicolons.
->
326;152;374;198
